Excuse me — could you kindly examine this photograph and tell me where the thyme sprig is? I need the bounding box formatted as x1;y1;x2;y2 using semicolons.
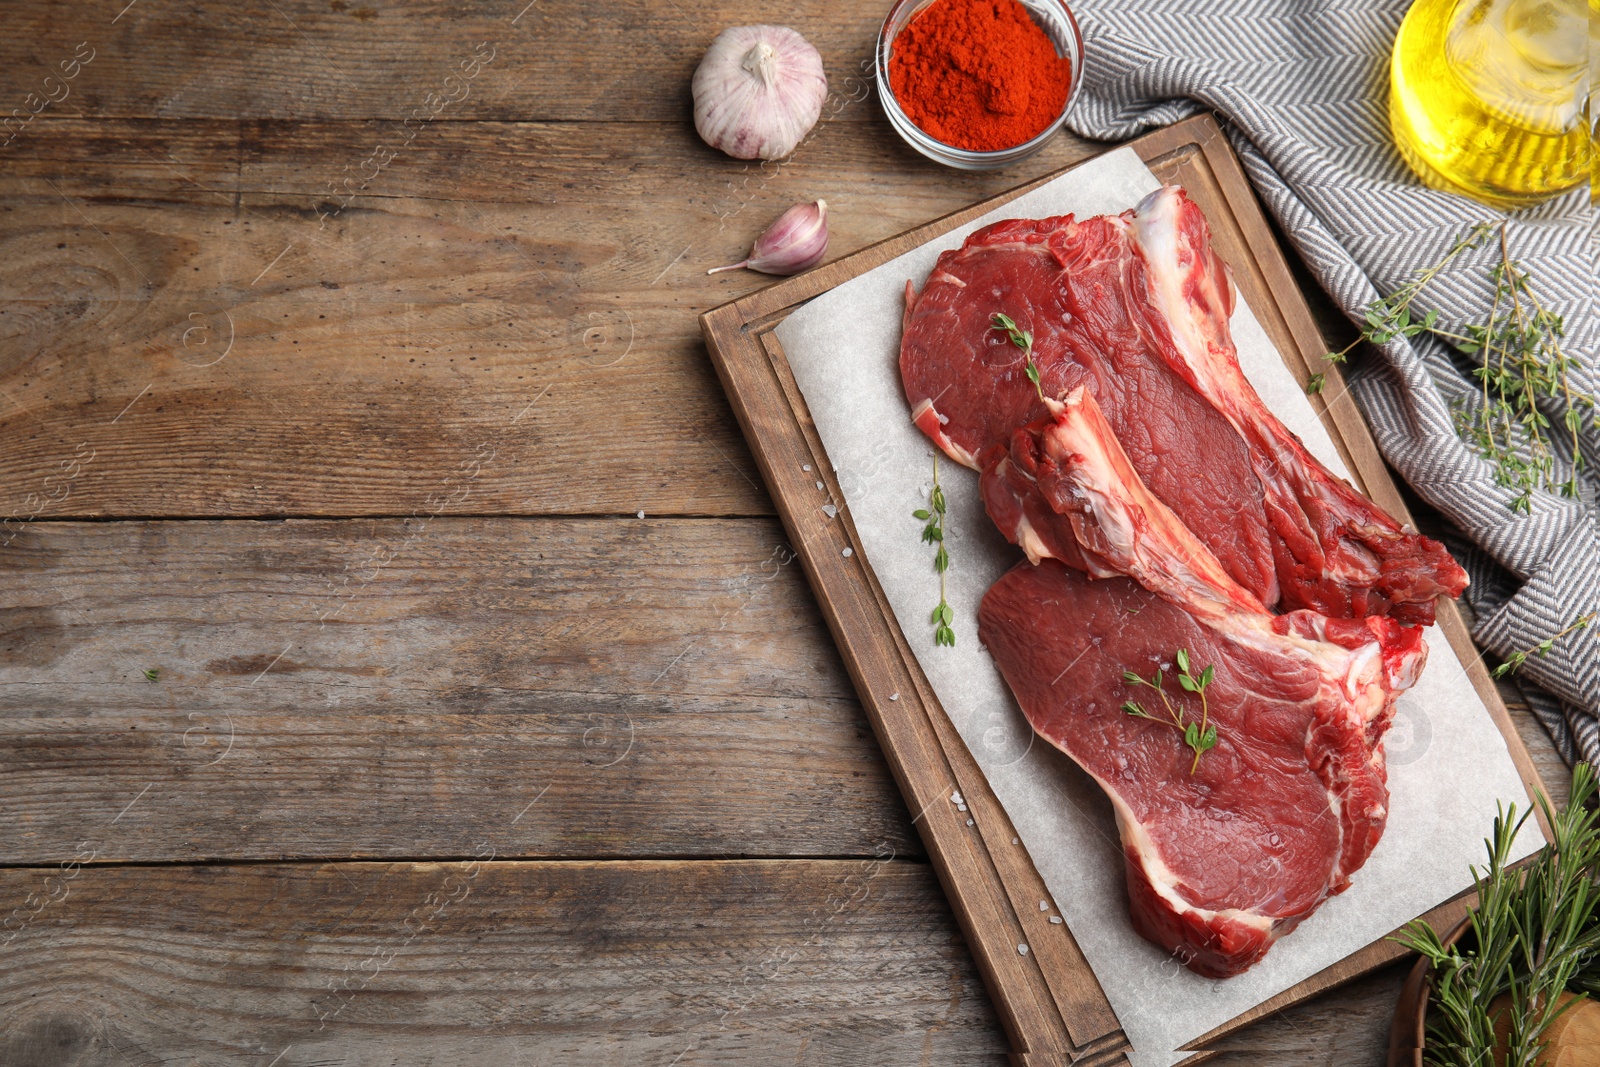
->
913;454;955;647
1318;221;1595;514
990;312;1044;402
1491;612;1597;679
1121;648;1217;773
1450;225;1595;512
1397;762;1600;1067
1321;223;1488;367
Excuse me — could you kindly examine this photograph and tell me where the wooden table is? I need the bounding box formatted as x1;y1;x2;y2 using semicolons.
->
0;3;1566;1063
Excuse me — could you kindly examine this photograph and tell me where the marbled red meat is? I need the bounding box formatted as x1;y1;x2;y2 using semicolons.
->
900;186;1467;625
899;210;1281;607
976;390;1426;976
1122;186;1467;625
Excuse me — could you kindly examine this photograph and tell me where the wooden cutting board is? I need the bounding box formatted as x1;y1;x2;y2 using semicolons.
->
699;113;1547;1067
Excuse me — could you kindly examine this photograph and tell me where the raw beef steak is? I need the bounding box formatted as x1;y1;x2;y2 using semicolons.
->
899;212;1281;607
900;186;1467;625
977;390;1425;976
1126;186;1467;625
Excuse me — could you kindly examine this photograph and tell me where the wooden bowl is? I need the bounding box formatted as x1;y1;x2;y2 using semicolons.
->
1388;916;1471;1067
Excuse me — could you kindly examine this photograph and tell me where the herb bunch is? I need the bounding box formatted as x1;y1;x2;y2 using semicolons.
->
1121;648;1218;773
1315;222;1596;513
913;454;955;647
1450;227;1595;512
1398;763;1600;1067
990;311;1045;402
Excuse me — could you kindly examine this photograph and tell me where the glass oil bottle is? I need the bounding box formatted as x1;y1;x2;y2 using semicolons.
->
1390;0;1593;207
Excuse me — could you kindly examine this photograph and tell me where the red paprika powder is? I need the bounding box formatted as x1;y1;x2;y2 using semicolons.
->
888;0;1074;152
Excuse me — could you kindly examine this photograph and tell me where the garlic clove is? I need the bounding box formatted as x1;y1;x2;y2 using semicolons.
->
692;25;828;161
708;200;829;276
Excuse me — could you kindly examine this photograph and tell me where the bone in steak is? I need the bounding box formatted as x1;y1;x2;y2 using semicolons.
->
1125;187;1467;625
900;187;1467;625
976;390;1426;976
899;211;1281;607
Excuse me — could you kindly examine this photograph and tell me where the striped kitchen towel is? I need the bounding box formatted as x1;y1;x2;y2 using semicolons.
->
1062;0;1598;761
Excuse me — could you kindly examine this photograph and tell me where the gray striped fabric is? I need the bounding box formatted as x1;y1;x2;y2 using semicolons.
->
1062;0;1598;761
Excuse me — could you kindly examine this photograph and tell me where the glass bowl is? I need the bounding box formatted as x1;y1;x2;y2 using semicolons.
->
876;0;1085;171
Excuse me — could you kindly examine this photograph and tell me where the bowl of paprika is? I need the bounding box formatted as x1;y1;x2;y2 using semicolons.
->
877;0;1084;170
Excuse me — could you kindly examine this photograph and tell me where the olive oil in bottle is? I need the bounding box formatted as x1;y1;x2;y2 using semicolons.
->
1390;0;1592;208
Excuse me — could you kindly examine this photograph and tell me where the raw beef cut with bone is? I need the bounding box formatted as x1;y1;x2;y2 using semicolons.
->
977;389;1426;976
899;210;1282;607
899;186;1467;625
1125;186;1467;625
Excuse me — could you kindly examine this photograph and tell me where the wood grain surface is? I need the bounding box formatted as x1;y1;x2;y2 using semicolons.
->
0;117;1103;518
0;860;1008;1066
0;517;922;864
0;2;1566;1064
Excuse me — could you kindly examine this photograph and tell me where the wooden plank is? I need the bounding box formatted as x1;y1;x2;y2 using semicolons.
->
0;516;924;863
0;859;1010;1066
0;709;922;865
0;517;855;712
700;115;1549;1065
0;118;1102;518
1505;692;1570;807
0;0;893;123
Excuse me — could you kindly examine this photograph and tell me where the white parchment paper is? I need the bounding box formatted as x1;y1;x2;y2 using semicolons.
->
773;146;1543;1066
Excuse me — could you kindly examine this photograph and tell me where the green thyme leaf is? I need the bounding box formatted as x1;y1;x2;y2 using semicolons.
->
919;454;956;650
1119;650;1219;773
1492;613;1595;678
992;308;1046;402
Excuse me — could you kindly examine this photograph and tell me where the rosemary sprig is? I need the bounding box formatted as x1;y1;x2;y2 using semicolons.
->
913;454;955;647
1491;612;1597;679
1397;762;1600;1067
991;312;1044;402
1121;648;1217;773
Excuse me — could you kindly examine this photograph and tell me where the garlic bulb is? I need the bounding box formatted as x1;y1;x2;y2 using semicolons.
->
708;200;829;276
692;25;828;161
